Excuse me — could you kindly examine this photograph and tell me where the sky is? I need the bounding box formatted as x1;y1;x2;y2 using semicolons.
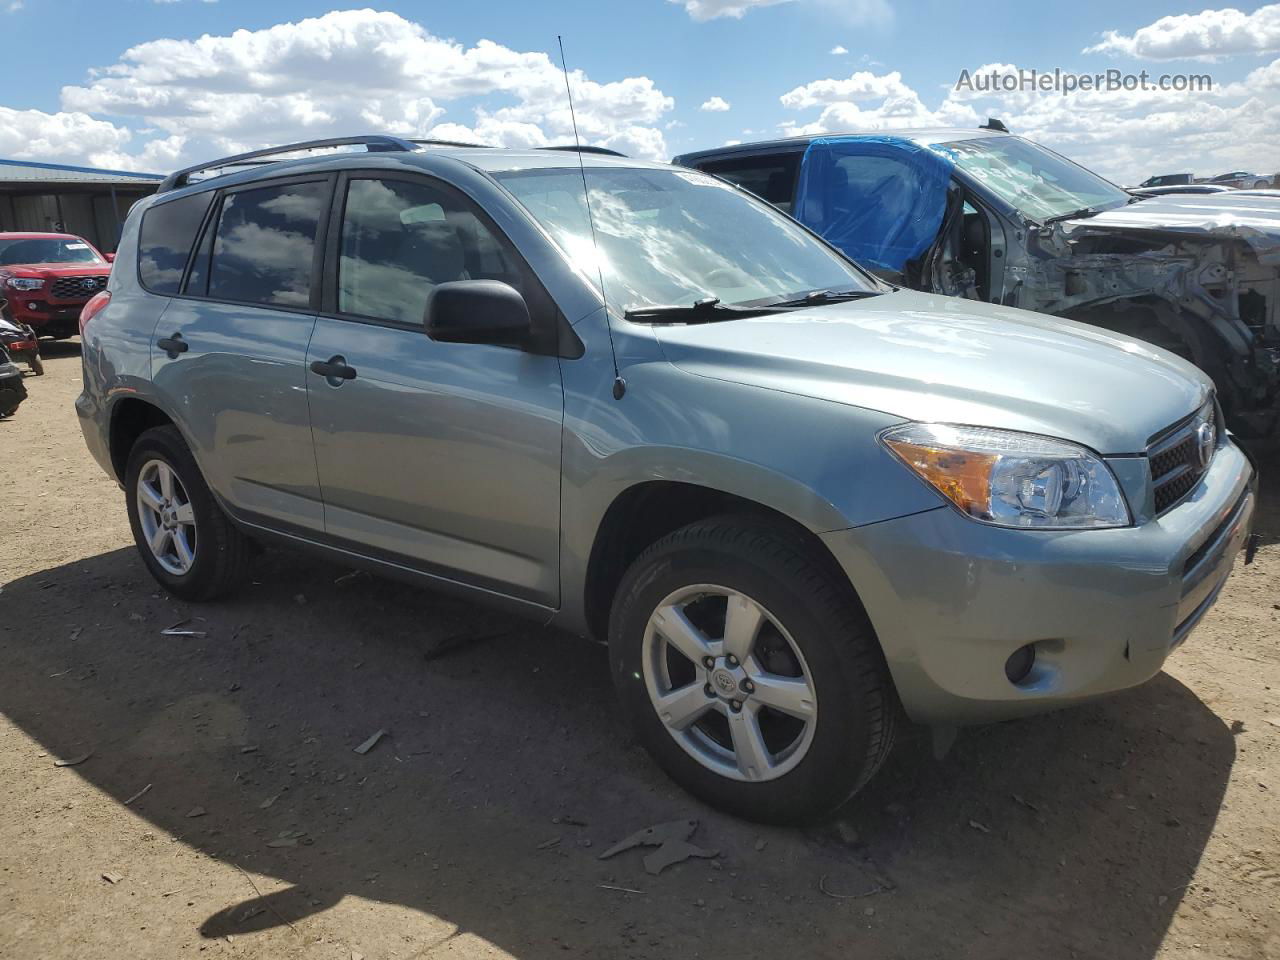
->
0;0;1277;184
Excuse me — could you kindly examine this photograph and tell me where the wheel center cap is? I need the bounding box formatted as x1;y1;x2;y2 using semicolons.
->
711;667;739;697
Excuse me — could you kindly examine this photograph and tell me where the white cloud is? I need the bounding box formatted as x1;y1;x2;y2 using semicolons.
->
830;45;848;55
780;69;918;109
669;0;890;22
50;9;673;167
777;61;1280;184
669;0;792;21
700;96;731;112
1085;4;1280;60
0;106;135;168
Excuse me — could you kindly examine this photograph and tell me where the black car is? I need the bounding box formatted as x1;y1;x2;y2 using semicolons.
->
0;343;27;418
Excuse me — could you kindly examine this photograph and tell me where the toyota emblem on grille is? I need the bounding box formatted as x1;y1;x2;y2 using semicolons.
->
1195;420;1216;468
81;278;100;292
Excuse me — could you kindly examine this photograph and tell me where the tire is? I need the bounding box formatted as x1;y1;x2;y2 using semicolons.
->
29;355;43;376
124;425;251;601
609;516;898;824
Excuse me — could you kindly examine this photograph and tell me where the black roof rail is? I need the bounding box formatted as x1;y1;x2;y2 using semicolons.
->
539;145;627;157
157;135;419;193
407;138;491;149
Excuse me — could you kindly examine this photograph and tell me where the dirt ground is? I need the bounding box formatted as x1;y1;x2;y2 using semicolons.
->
1;344;1277;960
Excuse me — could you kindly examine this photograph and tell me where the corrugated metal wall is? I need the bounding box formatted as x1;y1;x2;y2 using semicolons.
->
0;190;148;252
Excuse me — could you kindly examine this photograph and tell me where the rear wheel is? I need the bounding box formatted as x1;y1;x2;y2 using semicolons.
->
125;425;251;601
609;516;898;824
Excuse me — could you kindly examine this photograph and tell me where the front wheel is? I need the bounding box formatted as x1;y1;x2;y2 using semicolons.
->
125;425;251;601
609;517;898;824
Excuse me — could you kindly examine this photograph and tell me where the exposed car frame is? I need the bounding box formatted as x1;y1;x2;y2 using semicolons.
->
675;129;1280;436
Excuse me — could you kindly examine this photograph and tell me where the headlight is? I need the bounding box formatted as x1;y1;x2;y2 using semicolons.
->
5;277;44;291
881;423;1130;529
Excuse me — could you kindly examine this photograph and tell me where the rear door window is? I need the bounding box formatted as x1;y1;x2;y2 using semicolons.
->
138;192;213;293
695;154;800;212
206;180;327;308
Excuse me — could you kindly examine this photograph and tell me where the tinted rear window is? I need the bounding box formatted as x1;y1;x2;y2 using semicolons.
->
138;193;213;293
207;180;326;308
696;154;800;212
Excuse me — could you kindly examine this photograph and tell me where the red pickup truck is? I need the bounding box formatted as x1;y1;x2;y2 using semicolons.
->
0;232;113;339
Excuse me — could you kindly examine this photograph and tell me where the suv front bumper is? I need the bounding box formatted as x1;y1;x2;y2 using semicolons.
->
822;440;1257;725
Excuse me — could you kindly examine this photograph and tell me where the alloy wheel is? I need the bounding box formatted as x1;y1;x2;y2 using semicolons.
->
641;584;818;782
136;459;197;576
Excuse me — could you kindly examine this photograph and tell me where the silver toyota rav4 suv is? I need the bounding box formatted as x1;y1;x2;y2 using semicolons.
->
78;136;1258;823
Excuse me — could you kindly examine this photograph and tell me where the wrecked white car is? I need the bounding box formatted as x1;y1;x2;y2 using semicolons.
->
675;128;1280;435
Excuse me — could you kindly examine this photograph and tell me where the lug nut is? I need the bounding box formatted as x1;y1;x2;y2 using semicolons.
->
743;680;755;693
730;700;742;712
702;656;715;669
726;654;738;667
704;683;715;698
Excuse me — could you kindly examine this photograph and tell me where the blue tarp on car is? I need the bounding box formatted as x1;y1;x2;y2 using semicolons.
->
793;136;954;273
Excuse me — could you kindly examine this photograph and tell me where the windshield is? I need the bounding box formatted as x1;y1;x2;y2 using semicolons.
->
493;166;876;312
0;236;102;266
932;136;1130;222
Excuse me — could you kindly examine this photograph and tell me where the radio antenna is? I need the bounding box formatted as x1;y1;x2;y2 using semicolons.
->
557;35;625;400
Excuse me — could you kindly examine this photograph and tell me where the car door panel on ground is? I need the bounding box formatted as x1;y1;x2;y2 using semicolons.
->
306;173;564;607
149;176;331;533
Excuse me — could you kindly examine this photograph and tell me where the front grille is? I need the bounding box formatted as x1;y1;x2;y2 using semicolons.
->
1148;400;1217;514
50;275;107;300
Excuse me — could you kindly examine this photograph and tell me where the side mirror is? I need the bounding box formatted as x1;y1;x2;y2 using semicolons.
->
425;279;531;346
103;252;116;263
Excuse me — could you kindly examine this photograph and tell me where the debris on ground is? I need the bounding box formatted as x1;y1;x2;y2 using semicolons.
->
101;872;124;884
53;751;92;767
161;618;206;637
818;875;888;900
334;570;367;586
259;793;280;809
599;819;719;875
968;819;992;833
598;884;644;894
537;837;561;850
266;830;307;849
123;783;152;805
642;839;718;875
553;815;588;827
185;807;206;818
353;729;388;755
240;745;259;754
754;838;768;852
1012;794;1040;812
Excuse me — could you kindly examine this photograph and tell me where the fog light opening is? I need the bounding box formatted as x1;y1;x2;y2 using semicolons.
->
1004;643;1036;685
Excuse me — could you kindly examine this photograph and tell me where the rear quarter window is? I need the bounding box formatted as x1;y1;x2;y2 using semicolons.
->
138;192;214;294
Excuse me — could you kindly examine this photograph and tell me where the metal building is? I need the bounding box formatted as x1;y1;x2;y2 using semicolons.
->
0;159;163;253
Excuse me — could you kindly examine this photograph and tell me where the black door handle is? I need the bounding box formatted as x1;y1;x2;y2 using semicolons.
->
310;356;357;381
157;333;188;358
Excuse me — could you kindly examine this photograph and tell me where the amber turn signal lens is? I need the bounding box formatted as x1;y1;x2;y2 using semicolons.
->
883;437;998;517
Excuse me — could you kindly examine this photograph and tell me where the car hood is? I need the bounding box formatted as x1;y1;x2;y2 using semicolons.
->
652;289;1211;455
0;262;111;276
1063;194;1280;265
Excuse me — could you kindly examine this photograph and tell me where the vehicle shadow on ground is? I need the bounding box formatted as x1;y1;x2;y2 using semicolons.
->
2;546;1236;959
34;338;81;359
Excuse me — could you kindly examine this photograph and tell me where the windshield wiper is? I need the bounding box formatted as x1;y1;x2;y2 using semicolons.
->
623;297;791;323
768;288;882;308
1043;206;1101;224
